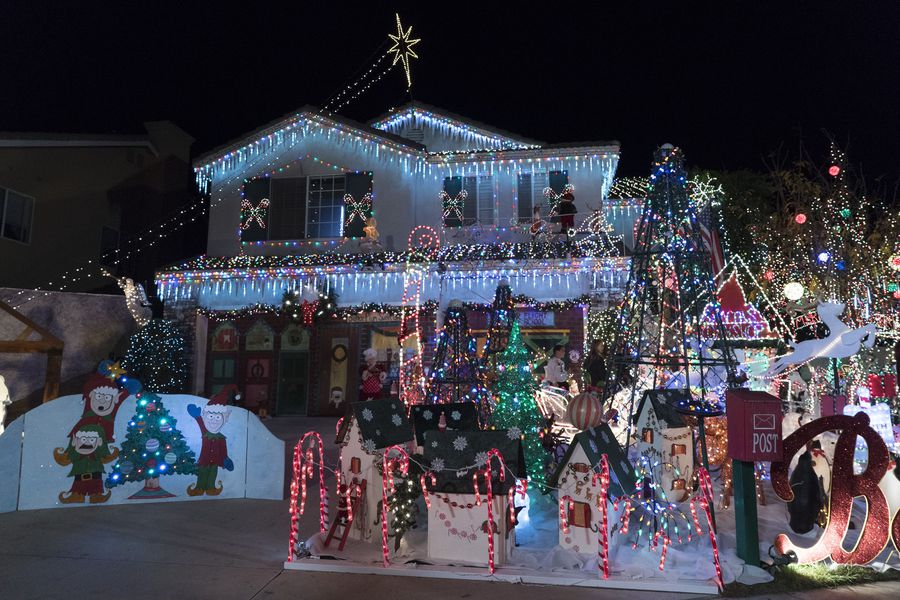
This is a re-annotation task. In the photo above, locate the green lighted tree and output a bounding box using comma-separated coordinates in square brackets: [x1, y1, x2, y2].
[122, 320, 189, 393]
[491, 320, 548, 488]
[106, 392, 197, 499]
[378, 457, 423, 552]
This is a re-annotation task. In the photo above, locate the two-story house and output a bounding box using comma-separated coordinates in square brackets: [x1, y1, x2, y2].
[155, 102, 641, 417]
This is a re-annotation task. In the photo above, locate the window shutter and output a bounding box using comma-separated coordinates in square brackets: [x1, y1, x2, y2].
[533, 171, 550, 212]
[549, 170, 569, 193]
[240, 178, 271, 242]
[517, 173, 533, 222]
[343, 171, 373, 238]
[269, 177, 306, 240]
[463, 176, 478, 224]
[442, 176, 463, 227]
[478, 175, 494, 225]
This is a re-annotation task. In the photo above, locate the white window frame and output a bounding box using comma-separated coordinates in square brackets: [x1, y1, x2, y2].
[305, 175, 346, 239]
[0, 186, 35, 245]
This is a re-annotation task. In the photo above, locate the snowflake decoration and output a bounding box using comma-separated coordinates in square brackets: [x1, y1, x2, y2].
[452, 436, 468, 451]
[391, 414, 402, 427]
[375, 429, 381, 436]
[506, 426, 522, 440]
[431, 441, 439, 448]
[475, 451, 488, 466]
[430, 458, 445, 472]
[362, 439, 376, 453]
[422, 410, 433, 421]
[361, 408, 374, 422]
[450, 410, 461, 421]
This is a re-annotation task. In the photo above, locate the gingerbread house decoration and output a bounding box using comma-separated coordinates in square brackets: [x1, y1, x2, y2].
[632, 389, 695, 502]
[422, 430, 525, 567]
[335, 398, 414, 542]
[409, 402, 479, 454]
[548, 423, 637, 554]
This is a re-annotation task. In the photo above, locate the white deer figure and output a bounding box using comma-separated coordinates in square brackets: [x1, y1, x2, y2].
[767, 302, 877, 376]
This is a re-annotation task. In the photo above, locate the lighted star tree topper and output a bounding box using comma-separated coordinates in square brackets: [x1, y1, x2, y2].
[388, 13, 420, 89]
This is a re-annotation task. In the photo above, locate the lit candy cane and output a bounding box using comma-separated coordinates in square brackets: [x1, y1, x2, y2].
[653, 530, 671, 571]
[288, 431, 328, 561]
[335, 417, 344, 438]
[475, 448, 507, 574]
[559, 495, 574, 534]
[692, 467, 723, 590]
[517, 477, 528, 499]
[420, 471, 437, 509]
[614, 495, 632, 534]
[381, 444, 410, 568]
[592, 454, 611, 579]
[472, 471, 482, 506]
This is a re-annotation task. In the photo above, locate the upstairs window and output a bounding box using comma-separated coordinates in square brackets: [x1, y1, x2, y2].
[239, 172, 373, 242]
[1, 187, 34, 244]
[442, 175, 495, 227]
[516, 170, 568, 222]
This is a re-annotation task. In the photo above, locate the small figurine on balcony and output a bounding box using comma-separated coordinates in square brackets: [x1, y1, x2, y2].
[360, 216, 382, 251]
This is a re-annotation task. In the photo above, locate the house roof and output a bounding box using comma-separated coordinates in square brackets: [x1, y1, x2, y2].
[547, 423, 637, 497]
[409, 402, 479, 447]
[335, 398, 413, 450]
[422, 430, 525, 495]
[633, 389, 689, 428]
[0, 132, 157, 152]
[369, 100, 544, 149]
[193, 105, 426, 170]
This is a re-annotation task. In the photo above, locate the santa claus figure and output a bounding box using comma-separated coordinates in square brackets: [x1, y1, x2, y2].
[557, 186, 577, 235]
[186, 389, 235, 496]
[53, 423, 118, 504]
[359, 348, 386, 401]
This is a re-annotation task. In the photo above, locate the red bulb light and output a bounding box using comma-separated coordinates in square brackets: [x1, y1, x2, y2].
[829, 165, 841, 177]
[795, 213, 807, 224]
[764, 270, 775, 281]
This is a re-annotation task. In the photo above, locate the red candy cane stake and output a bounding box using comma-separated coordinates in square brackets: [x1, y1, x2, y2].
[288, 431, 329, 561]
[476, 448, 507, 574]
[692, 467, 723, 590]
[420, 471, 436, 509]
[559, 495, 573, 535]
[380, 445, 410, 568]
[592, 454, 611, 579]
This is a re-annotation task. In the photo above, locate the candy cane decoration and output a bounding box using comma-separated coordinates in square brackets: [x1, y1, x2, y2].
[559, 495, 574, 535]
[592, 454, 611, 579]
[475, 448, 508, 574]
[380, 445, 411, 567]
[288, 431, 328, 561]
[241, 198, 270, 229]
[613, 495, 632, 534]
[653, 529, 671, 571]
[343, 192, 373, 229]
[692, 467, 723, 590]
[439, 189, 467, 223]
[420, 471, 436, 509]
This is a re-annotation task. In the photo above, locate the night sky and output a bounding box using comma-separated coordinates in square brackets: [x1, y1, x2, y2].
[3, 3, 897, 178]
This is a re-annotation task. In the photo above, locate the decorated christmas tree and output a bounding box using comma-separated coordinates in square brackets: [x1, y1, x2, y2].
[122, 320, 189, 393]
[107, 391, 197, 499]
[426, 302, 493, 424]
[483, 280, 515, 356]
[603, 144, 737, 420]
[491, 320, 547, 488]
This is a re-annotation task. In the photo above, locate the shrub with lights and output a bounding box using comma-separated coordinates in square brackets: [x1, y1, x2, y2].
[122, 320, 189, 393]
[106, 391, 197, 498]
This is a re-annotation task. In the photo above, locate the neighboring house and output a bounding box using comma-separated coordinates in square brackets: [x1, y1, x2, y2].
[155, 102, 641, 416]
[0, 121, 205, 297]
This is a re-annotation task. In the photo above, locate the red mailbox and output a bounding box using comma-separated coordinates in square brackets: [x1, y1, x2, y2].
[726, 389, 782, 462]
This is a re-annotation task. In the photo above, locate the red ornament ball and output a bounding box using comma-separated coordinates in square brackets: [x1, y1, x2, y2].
[829, 165, 841, 177]
[146, 403, 156, 412]
[893, 290, 900, 300]
[566, 392, 604, 431]
[764, 270, 775, 281]
[794, 213, 807, 224]
[146, 458, 157, 468]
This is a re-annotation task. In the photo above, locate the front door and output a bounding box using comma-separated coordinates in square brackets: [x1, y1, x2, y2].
[315, 325, 357, 416]
[277, 353, 309, 415]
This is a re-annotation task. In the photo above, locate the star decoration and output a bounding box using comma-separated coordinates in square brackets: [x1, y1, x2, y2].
[387, 13, 420, 89]
[106, 362, 127, 379]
